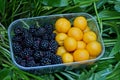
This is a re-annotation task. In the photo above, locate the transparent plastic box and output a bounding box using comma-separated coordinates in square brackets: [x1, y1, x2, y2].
[8, 13, 105, 75]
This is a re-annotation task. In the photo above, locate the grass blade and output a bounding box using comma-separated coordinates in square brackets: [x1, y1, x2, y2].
[0, 68, 11, 80]
[54, 73, 64, 80]
[60, 72, 74, 80]
[94, 2, 103, 34]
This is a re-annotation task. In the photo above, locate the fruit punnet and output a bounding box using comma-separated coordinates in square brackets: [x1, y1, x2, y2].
[55, 16, 102, 63]
[13, 16, 102, 65]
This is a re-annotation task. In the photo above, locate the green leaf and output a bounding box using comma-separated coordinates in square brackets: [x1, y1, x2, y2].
[41, 74, 55, 80]
[0, 68, 10, 80]
[77, 65, 98, 80]
[98, 10, 120, 20]
[13, 68, 29, 80]
[41, 0, 68, 7]
[114, 3, 120, 12]
[12, 73, 18, 80]
[96, 0, 108, 9]
[0, 0, 5, 15]
[88, 65, 112, 80]
[78, 72, 86, 80]
[110, 36, 120, 56]
[14, 67, 43, 80]
[73, 0, 92, 7]
[102, 21, 120, 56]
[3, 75, 11, 80]
[19, 73, 29, 80]
[114, 52, 120, 61]
[73, 0, 93, 4]
[106, 61, 120, 80]
[93, 70, 108, 80]
[114, 61, 120, 70]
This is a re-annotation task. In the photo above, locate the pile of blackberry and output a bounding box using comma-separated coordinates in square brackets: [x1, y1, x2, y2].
[12, 24, 62, 67]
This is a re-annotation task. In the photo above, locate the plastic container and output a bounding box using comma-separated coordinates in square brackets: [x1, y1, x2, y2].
[8, 13, 105, 75]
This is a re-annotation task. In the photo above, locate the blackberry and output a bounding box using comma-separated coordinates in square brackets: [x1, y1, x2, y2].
[49, 33, 56, 40]
[42, 33, 49, 40]
[43, 51, 54, 59]
[12, 35, 22, 42]
[27, 56, 34, 61]
[49, 40, 59, 53]
[44, 24, 54, 34]
[26, 60, 36, 67]
[12, 42, 22, 53]
[19, 60, 26, 67]
[21, 48, 33, 59]
[51, 55, 62, 64]
[35, 27, 46, 37]
[15, 56, 22, 64]
[26, 57, 36, 67]
[24, 34, 33, 47]
[14, 26, 23, 35]
[34, 51, 44, 60]
[40, 40, 49, 50]
[40, 57, 51, 66]
[33, 40, 40, 50]
[22, 28, 29, 37]
[33, 37, 41, 41]
[29, 25, 36, 36]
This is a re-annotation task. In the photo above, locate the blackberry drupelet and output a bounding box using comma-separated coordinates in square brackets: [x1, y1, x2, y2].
[49, 40, 59, 53]
[40, 40, 49, 50]
[21, 48, 33, 59]
[34, 51, 44, 60]
[44, 24, 54, 34]
[51, 55, 62, 64]
[12, 42, 22, 53]
[35, 27, 46, 37]
[40, 57, 52, 66]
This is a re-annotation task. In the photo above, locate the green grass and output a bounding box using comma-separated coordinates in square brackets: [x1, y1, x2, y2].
[0, 0, 120, 80]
